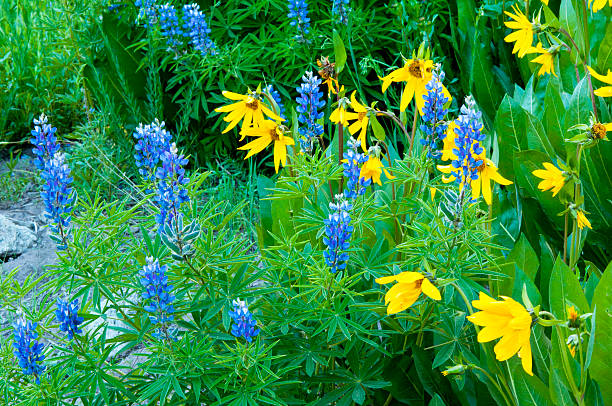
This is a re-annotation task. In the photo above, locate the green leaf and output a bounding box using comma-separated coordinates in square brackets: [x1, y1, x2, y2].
[585, 305, 596, 369]
[333, 30, 347, 73]
[564, 78, 592, 138]
[590, 261, 612, 401]
[542, 76, 566, 156]
[370, 115, 385, 141]
[597, 20, 612, 71]
[496, 95, 527, 178]
[549, 256, 589, 318]
[496, 233, 538, 296]
[514, 373, 554, 406]
[351, 385, 365, 405]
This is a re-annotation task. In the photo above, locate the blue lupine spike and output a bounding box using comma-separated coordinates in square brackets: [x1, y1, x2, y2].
[12, 318, 45, 383]
[295, 71, 325, 153]
[158, 3, 183, 47]
[30, 114, 60, 171]
[182, 3, 216, 56]
[135, 0, 157, 26]
[343, 138, 371, 199]
[40, 152, 74, 243]
[133, 119, 173, 183]
[264, 85, 286, 120]
[228, 299, 260, 342]
[332, 0, 351, 25]
[288, 0, 310, 41]
[140, 258, 175, 338]
[155, 143, 190, 231]
[451, 96, 485, 190]
[55, 298, 84, 340]
[323, 198, 354, 273]
[419, 70, 449, 158]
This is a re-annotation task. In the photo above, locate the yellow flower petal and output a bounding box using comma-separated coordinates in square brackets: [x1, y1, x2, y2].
[421, 278, 441, 301]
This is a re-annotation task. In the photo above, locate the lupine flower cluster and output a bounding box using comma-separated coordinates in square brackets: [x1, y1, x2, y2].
[13, 318, 45, 383]
[135, 0, 158, 25]
[140, 258, 175, 338]
[265, 85, 286, 120]
[288, 0, 310, 41]
[323, 197, 354, 273]
[133, 119, 173, 183]
[40, 152, 74, 239]
[155, 143, 190, 230]
[182, 3, 216, 56]
[158, 3, 183, 47]
[343, 138, 371, 199]
[296, 71, 325, 153]
[420, 70, 449, 158]
[31, 114, 60, 171]
[450, 96, 485, 189]
[332, 0, 351, 25]
[55, 298, 84, 340]
[228, 299, 260, 342]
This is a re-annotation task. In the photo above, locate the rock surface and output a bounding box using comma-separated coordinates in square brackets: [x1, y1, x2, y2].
[0, 213, 37, 260]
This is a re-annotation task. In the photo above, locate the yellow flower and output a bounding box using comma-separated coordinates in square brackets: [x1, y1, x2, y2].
[567, 306, 579, 323]
[238, 121, 294, 173]
[527, 43, 557, 77]
[576, 210, 592, 230]
[591, 122, 612, 140]
[437, 151, 512, 205]
[346, 91, 369, 150]
[375, 271, 441, 315]
[330, 97, 356, 128]
[360, 155, 395, 186]
[504, 6, 536, 58]
[568, 343, 576, 357]
[532, 162, 566, 197]
[541, 0, 549, 4]
[440, 122, 458, 161]
[215, 90, 283, 137]
[588, 66, 612, 98]
[380, 58, 451, 114]
[467, 292, 533, 376]
[589, 0, 612, 12]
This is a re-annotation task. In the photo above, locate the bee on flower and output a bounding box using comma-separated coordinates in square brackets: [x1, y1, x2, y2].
[375, 271, 441, 315]
[214, 85, 283, 136]
[238, 120, 295, 173]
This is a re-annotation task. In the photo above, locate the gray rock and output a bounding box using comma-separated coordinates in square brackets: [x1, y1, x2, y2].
[0, 213, 37, 260]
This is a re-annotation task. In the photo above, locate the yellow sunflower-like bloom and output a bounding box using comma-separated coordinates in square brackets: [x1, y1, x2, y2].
[576, 210, 592, 230]
[238, 120, 294, 173]
[567, 306, 579, 324]
[527, 43, 557, 77]
[346, 91, 369, 150]
[467, 292, 534, 376]
[215, 90, 283, 137]
[591, 122, 612, 140]
[375, 271, 441, 315]
[360, 155, 396, 186]
[330, 97, 356, 128]
[380, 58, 451, 114]
[588, 66, 612, 98]
[504, 6, 536, 58]
[589, 0, 612, 12]
[440, 122, 458, 161]
[541, 0, 549, 4]
[532, 162, 566, 196]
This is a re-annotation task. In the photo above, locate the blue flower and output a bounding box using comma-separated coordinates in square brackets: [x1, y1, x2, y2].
[264, 85, 286, 120]
[13, 318, 45, 383]
[323, 198, 354, 273]
[182, 3, 216, 56]
[133, 119, 173, 183]
[135, 0, 157, 26]
[55, 298, 84, 340]
[419, 70, 449, 158]
[30, 114, 60, 171]
[41, 152, 74, 243]
[140, 257, 175, 338]
[155, 143, 190, 231]
[332, 0, 351, 25]
[158, 3, 183, 47]
[450, 96, 485, 189]
[343, 138, 371, 199]
[296, 71, 325, 153]
[288, 0, 310, 41]
[228, 299, 260, 342]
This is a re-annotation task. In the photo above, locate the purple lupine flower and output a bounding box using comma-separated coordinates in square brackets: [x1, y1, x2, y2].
[332, 0, 351, 25]
[420, 70, 449, 158]
[135, 0, 157, 26]
[264, 85, 286, 120]
[182, 3, 216, 56]
[55, 298, 84, 340]
[343, 138, 371, 199]
[30, 114, 60, 171]
[13, 318, 45, 383]
[158, 3, 183, 47]
[296, 71, 325, 153]
[323, 197, 353, 273]
[140, 257, 175, 339]
[41, 152, 74, 244]
[451, 96, 485, 188]
[288, 0, 310, 41]
[228, 299, 260, 342]
[133, 119, 173, 183]
[155, 143, 189, 230]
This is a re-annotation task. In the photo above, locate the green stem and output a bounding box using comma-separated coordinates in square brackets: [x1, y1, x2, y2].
[471, 365, 515, 406]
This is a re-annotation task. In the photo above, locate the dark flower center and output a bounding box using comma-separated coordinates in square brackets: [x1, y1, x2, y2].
[269, 127, 280, 141]
[591, 123, 606, 139]
[246, 99, 260, 110]
[408, 61, 423, 78]
[358, 111, 367, 121]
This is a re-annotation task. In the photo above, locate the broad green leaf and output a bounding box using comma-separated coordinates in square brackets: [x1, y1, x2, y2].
[549, 256, 589, 318]
[369, 115, 385, 141]
[597, 20, 612, 71]
[496, 95, 527, 178]
[564, 78, 592, 138]
[514, 373, 554, 406]
[333, 30, 347, 73]
[497, 234, 539, 296]
[590, 261, 612, 401]
[542, 77, 566, 156]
